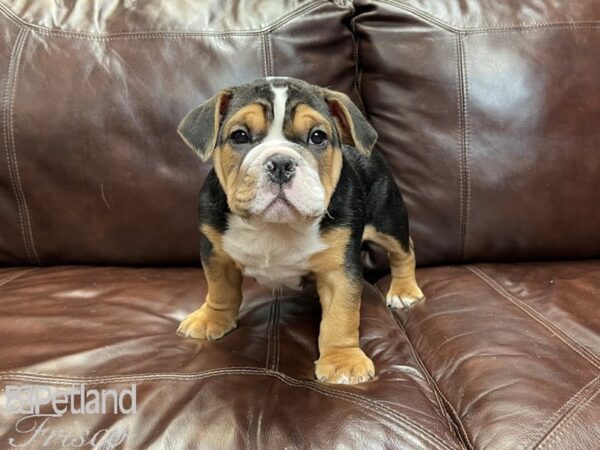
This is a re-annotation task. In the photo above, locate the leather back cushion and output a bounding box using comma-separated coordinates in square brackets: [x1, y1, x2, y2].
[2, 0, 600, 266]
[355, 0, 600, 265]
[0, 0, 355, 265]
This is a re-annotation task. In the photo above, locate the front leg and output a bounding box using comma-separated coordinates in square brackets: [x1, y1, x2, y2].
[178, 228, 242, 340]
[311, 228, 374, 384]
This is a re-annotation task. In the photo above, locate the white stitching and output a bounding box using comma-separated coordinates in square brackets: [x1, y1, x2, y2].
[373, 0, 600, 33]
[265, 32, 273, 76]
[0, 1, 327, 40]
[373, 282, 472, 449]
[461, 35, 471, 261]
[455, 33, 471, 262]
[8, 28, 40, 263]
[261, 33, 269, 78]
[465, 23, 600, 34]
[273, 295, 280, 371]
[539, 380, 600, 449]
[468, 266, 600, 370]
[454, 34, 465, 262]
[2, 28, 34, 263]
[0, 367, 455, 449]
[2, 28, 28, 261]
[265, 295, 274, 369]
[525, 374, 600, 449]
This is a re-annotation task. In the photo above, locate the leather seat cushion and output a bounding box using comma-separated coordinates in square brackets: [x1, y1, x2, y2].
[377, 261, 600, 448]
[0, 266, 461, 449]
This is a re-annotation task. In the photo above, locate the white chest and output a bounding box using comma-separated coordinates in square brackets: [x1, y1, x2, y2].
[222, 216, 327, 289]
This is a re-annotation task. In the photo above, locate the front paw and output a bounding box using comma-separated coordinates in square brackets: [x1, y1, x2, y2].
[177, 305, 237, 340]
[315, 348, 375, 384]
[386, 279, 425, 309]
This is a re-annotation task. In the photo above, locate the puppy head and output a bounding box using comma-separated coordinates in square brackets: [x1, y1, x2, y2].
[178, 77, 377, 223]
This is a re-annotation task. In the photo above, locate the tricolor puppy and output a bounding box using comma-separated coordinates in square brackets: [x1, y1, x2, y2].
[177, 77, 424, 384]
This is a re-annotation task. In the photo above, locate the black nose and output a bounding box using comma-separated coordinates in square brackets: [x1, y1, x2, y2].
[264, 154, 297, 184]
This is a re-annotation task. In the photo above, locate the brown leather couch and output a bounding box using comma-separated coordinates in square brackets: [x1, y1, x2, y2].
[1, 1, 599, 448]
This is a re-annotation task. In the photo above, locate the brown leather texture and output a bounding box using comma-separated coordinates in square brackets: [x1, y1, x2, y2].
[1, 0, 599, 448]
[0, 0, 356, 265]
[377, 261, 600, 449]
[0, 267, 462, 449]
[355, 0, 600, 266]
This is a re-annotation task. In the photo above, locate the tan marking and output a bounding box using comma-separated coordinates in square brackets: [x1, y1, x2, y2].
[212, 143, 258, 217]
[178, 89, 231, 162]
[212, 103, 270, 216]
[223, 103, 268, 137]
[363, 225, 424, 307]
[309, 227, 374, 384]
[212, 145, 237, 197]
[319, 144, 343, 205]
[178, 224, 243, 340]
[315, 347, 375, 385]
[288, 104, 333, 137]
[326, 91, 368, 154]
[287, 104, 342, 208]
[309, 227, 351, 273]
[200, 224, 224, 252]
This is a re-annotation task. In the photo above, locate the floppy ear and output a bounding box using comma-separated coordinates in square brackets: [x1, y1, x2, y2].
[324, 90, 378, 155]
[177, 90, 231, 161]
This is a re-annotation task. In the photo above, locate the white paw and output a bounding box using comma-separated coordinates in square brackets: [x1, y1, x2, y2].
[386, 293, 424, 309]
[177, 307, 237, 340]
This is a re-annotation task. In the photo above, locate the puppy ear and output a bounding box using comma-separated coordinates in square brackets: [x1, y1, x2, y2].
[324, 90, 377, 155]
[178, 90, 232, 161]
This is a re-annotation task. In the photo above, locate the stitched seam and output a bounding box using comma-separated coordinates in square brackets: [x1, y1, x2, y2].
[0, 368, 453, 449]
[373, 283, 471, 449]
[460, 34, 471, 261]
[265, 295, 275, 369]
[31, 32, 260, 41]
[0, 267, 37, 288]
[538, 381, 600, 449]
[265, 32, 273, 76]
[347, 3, 377, 146]
[0, 1, 327, 39]
[362, 0, 600, 33]
[261, 33, 269, 78]
[8, 29, 40, 264]
[396, 311, 471, 450]
[372, 284, 459, 437]
[465, 23, 600, 35]
[2, 28, 34, 263]
[3, 0, 598, 37]
[523, 374, 600, 449]
[377, 0, 458, 32]
[2, 28, 29, 261]
[23, 21, 600, 40]
[455, 33, 472, 262]
[455, 34, 465, 263]
[349, 8, 365, 109]
[467, 266, 600, 370]
[273, 294, 280, 371]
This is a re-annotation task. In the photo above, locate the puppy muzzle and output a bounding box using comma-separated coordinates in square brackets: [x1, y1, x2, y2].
[239, 142, 326, 222]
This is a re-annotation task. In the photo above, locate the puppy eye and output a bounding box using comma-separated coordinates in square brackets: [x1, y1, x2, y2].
[231, 130, 250, 145]
[309, 130, 327, 146]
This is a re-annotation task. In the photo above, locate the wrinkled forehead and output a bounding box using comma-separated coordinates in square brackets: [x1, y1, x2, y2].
[222, 78, 331, 131]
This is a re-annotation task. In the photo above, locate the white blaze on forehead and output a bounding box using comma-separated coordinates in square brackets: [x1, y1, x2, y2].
[265, 76, 290, 81]
[265, 84, 288, 143]
[234, 80, 326, 221]
[240, 83, 291, 169]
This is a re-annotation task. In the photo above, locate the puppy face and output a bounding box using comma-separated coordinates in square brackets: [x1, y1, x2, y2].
[179, 78, 377, 223]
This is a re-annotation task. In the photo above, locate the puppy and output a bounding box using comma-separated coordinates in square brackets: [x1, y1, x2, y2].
[177, 77, 424, 384]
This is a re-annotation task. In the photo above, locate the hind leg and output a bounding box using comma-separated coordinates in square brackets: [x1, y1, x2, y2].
[363, 226, 424, 308]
